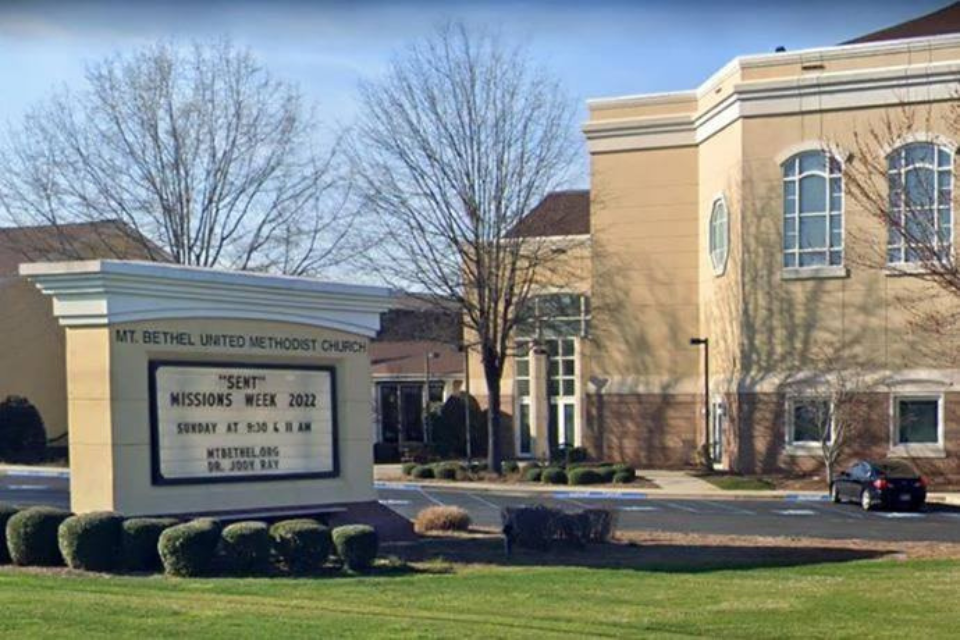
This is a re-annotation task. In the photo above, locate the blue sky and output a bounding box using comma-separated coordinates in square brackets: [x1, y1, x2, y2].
[0, 0, 949, 181]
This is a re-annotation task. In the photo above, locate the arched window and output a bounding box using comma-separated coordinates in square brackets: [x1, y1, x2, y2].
[782, 150, 843, 268]
[887, 142, 953, 264]
[708, 196, 728, 275]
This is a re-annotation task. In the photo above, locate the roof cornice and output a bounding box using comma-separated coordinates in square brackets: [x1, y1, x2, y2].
[20, 260, 393, 336]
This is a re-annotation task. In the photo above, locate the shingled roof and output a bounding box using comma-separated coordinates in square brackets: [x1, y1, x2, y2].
[845, 2, 960, 44]
[507, 190, 590, 238]
[0, 220, 167, 277]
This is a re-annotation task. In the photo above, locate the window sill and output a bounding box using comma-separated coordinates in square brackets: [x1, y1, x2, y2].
[784, 443, 826, 457]
[781, 266, 849, 281]
[884, 263, 936, 277]
[888, 444, 946, 459]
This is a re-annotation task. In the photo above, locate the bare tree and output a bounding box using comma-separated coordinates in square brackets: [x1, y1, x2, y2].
[844, 100, 960, 339]
[0, 40, 356, 275]
[351, 24, 580, 472]
[781, 353, 870, 489]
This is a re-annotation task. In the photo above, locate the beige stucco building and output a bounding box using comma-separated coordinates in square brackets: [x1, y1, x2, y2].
[485, 16, 960, 482]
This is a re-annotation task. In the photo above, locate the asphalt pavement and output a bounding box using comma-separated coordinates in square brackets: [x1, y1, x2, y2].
[375, 482, 960, 543]
[4, 471, 959, 543]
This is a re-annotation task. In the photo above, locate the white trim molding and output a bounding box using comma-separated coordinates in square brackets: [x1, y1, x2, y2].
[774, 141, 852, 167]
[20, 260, 394, 337]
[880, 131, 960, 157]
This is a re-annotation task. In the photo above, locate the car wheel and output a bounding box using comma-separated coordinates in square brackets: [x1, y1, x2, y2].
[831, 483, 842, 503]
[860, 489, 874, 511]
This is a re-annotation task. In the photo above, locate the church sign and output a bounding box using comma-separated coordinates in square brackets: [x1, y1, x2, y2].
[149, 362, 338, 484]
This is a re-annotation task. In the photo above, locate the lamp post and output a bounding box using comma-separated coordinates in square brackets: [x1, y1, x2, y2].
[689, 337, 712, 469]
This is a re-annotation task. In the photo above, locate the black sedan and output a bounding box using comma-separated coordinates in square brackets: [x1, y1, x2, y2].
[831, 460, 927, 511]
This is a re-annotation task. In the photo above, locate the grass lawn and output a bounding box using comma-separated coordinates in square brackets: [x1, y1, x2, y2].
[701, 474, 777, 491]
[1, 559, 958, 638]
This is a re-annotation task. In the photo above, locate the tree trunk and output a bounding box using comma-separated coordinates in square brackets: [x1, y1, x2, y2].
[483, 355, 503, 475]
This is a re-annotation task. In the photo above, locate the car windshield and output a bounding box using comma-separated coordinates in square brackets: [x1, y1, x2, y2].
[874, 461, 918, 479]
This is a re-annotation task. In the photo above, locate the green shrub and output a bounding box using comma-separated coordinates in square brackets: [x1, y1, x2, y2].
[58, 512, 123, 571]
[540, 467, 567, 485]
[220, 521, 271, 575]
[428, 394, 485, 458]
[522, 466, 543, 482]
[270, 519, 331, 575]
[567, 467, 604, 486]
[502, 460, 520, 474]
[121, 517, 180, 571]
[469, 461, 488, 474]
[332, 524, 379, 573]
[563, 446, 589, 466]
[410, 464, 435, 479]
[613, 468, 637, 484]
[0, 504, 18, 564]
[400, 461, 418, 476]
[6, 506, 71, 566]
[158, 518, 222, 577]
[0, 396, 47, 464]
[596, 465, 617, 483]
[433, 461, 461, 481]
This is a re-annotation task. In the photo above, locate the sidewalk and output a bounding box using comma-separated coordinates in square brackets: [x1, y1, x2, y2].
[374, 464, 960, 505]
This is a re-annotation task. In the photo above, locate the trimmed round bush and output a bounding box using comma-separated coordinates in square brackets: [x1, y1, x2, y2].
[121, 517, 180, 571]
[567, 467, 604, 486]
[220, 521, 271, 575]
[158, 518, 222, 577]
[6, 507, 71, 566]
[0, 504, 18, 564]
[596, 465, 617, 483]
[540, 467, 568, 485]
[58, 511, 123, 571]
[410, 464, 435, 479]
[613, 467, 637, 484]
[270, 519, 331, 575]
[414, 506, 471, 533]
[0, 396, 47, 464]
[401, 462, 418, 477]
[522, 466, 543, 482]
[502, 460, 520, 474]
[433, 462, 461, 481]
[332, 524, 379, 573]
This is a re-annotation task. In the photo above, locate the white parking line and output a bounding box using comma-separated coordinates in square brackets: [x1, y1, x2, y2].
[703, 501, 755, 515]
[419, 489, 444, 506]
[378, 499, 411, 506]
[874, 512, 925, 519]
[468, 493, 502, 510]
[619, 505, 660, 512]
[773, 509, 817, 516]
[806, 503, 864, 519]
[664, 502, 700, 513]
[7, 484, 48, 491]
[560, 497, 592, 509]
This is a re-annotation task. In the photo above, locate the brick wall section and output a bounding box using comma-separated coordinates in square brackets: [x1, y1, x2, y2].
[585, 393, 698, 467]
[731, 392, 960, 483]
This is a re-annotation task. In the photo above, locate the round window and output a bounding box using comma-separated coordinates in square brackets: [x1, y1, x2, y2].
[709, 197, 728, 275]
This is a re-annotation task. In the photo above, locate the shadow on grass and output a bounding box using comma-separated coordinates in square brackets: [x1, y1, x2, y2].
[389, 533, 893, 574]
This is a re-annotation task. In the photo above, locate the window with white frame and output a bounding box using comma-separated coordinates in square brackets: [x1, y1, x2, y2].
[709, 197, 729, 275]
[887, 142, 953, 264]
[787, 397, 832, 445]
[782, 151, 843, 268]
[893, 395, 942, 446]
[514, 340, 533, 455]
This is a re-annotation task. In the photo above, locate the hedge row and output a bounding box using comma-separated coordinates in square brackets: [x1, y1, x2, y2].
[1, 505, 379, 577]
[520, 462, 637, 486]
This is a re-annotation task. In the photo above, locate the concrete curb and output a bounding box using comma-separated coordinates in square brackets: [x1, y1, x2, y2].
[373, 480, 832, 502]
[0, 465, 69, 478]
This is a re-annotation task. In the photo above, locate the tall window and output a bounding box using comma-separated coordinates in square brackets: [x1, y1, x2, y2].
[887, 142, 953, 264]
[514, 340, 532, 455]
[786, 397, 832, 445]
[709, 197, 729, 275]
[782, 151, 843, 268]
[893, 395, 942, 446]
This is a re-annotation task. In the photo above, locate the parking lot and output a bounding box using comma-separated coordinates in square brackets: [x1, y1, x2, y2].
[376, 482, 960, 543]
[4, 471, 960, 543]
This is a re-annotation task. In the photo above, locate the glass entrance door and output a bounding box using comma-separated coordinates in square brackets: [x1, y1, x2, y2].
[546, 338, 577, 450]
[711, 400, 725, 465]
